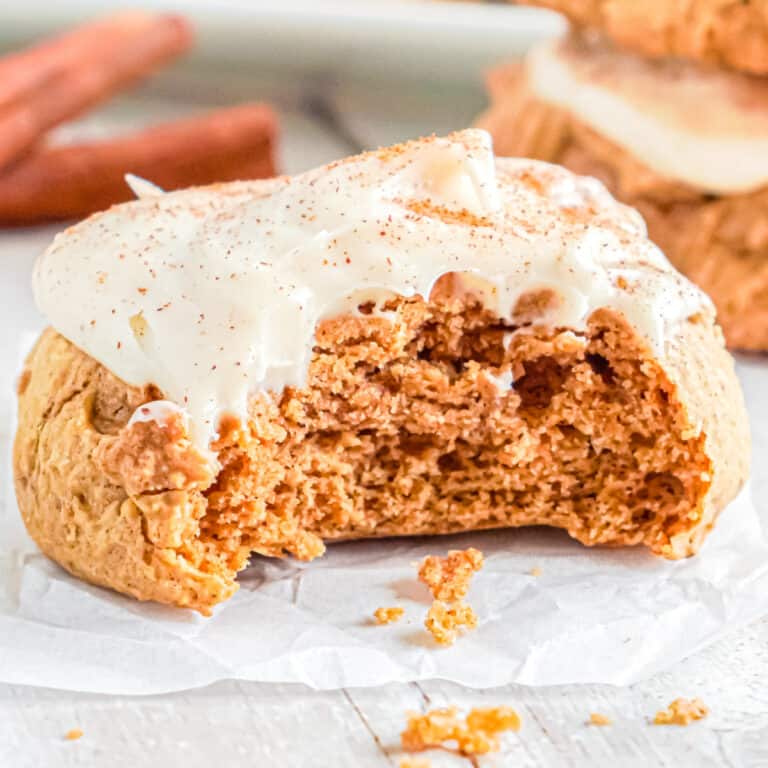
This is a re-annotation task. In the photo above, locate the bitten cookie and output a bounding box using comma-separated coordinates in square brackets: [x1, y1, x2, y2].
[15, 131, 750, 612]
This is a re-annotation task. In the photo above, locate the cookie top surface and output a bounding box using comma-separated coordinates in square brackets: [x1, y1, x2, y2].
[520, 0, 768, 75]
[33, 129, 707, 447]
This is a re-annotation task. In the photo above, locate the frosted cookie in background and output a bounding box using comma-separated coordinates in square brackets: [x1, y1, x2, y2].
[479, 3, 768, 350]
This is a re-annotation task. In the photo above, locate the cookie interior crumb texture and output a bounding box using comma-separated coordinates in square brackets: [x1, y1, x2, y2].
[401, 705, 521, 756]
[418, 547, 484, 602]
[373, 606, 404, 625]
[14, 286, 748, 612]
[653, 698, 709, 726]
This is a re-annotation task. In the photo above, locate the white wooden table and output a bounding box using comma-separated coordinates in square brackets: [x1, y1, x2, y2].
[2, 42, 768, 768]
[2, 617, 768, 767]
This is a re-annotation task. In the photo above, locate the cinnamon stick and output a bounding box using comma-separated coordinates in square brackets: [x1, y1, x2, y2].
[0, 104, 278, 225]
[0, 12, 193, 169]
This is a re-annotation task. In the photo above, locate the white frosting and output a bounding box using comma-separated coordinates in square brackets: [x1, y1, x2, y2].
[127, 399, 186, 427]
[125, 174, 165, 199]
[33, 130, 707, 448]
[484, 370, 515, 392]
[526, 34, 768, 194]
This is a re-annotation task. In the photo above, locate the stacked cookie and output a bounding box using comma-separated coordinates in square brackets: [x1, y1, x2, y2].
[479, 1, 768, 349]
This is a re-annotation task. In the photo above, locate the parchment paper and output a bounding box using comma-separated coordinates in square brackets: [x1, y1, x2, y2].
[2, 333, 767, 695]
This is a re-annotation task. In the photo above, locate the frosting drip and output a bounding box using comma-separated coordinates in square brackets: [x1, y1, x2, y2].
[33, 129, 707, 447]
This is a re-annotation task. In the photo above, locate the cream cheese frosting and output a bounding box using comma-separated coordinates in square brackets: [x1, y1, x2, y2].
[33, 129, 707, 448]
[526, 34, 768, 194]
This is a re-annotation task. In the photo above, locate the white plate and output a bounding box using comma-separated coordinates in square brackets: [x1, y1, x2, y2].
[0, 1, 563, 85]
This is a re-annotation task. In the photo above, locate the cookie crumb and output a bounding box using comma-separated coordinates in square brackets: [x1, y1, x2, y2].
[399, 759, 431, 768]
[653, 698, 708, 725]
[588, 713, 611, 726]
[464, 706, 521, 751]
[418, 549, 483, 645]
[418, 547, 484, 601]
[402, 707, 461, 752]
[64, 729, 83, 741]
[424, 600, 477, 646]
[530, 566, 542, 577]
[401, 705, 520, 756]
[373, 606, 404, 625]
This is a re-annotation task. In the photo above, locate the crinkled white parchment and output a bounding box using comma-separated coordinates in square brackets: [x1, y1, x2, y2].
[1, 333, 767, 695]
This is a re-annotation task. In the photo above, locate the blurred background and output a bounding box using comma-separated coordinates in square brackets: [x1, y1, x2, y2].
[0, 0, 562, 173]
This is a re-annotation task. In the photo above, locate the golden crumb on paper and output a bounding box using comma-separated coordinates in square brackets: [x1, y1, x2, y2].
[418, 549, 482, 645]
[530, 566, 542, 577]
[401, 705, 520, 756]
[653, 698, 709, 725]
[588, 713, 612, 726]
[64, 729, 83, 741]
[418, 548, 484, 602]
[373, 606, 404, 625]
[424, 600, 477, 646]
